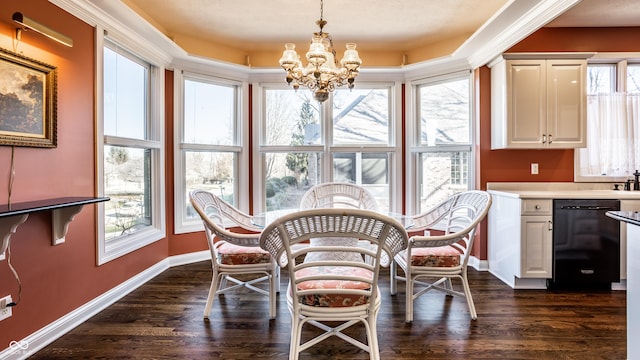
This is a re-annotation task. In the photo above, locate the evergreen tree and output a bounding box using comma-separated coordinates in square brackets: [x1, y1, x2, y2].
[286, 99, 315, 184]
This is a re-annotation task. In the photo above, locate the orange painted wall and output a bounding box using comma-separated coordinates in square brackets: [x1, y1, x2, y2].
[479, 26, 640, 190]
[164, 70, 210, 255]
[0, 0, 167, 348]
[508, 27, 640, 53]
[473, 26, 640, 260]
[2, 2, 640, 351]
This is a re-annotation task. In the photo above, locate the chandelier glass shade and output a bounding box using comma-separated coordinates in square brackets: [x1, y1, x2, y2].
[278, 0, 362, 102]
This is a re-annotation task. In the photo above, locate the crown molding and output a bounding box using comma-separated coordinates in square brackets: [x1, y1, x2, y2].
[401, 55, 472, 81]
[460, 0, 582, 68]
[50, 0, 180, 66]
[386, 0, 581, 79]
[50, 0, 580, 79]
[171, 54, 251, 81]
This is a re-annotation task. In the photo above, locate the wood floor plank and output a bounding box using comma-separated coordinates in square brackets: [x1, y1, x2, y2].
[30, 261, 626, 359]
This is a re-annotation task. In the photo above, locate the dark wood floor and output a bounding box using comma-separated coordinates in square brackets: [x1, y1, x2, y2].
[30, 261, 626, 359]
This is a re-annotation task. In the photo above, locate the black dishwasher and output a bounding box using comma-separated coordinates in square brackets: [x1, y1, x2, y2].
[550, 199, 620, 289]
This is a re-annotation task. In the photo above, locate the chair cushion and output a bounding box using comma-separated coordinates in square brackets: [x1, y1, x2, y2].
[295, 266, 373, 307]
[216, 242, 271, 265]
[403, 246, 462, 267]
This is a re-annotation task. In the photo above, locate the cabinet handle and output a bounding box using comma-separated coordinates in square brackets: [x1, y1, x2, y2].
[548, 220, 553, 231]
[542, 134, 547, 143]
[548, 134, 553, 144]
[535, 205, 541, 209]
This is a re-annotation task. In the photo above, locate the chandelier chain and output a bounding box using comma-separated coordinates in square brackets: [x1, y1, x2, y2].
[317, 0, 327, 33]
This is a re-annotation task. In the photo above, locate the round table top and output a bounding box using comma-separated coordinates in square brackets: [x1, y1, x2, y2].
[251, 208, 413, 229]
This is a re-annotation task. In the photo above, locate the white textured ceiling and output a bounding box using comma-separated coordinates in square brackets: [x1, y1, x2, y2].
[119, 0, 640, 65]
[122, 0, 509, 52]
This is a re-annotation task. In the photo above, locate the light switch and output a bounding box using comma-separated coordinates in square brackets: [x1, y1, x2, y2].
[531, 163, 539, 175]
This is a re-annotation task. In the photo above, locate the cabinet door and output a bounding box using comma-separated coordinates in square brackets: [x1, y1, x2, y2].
[520, 215, 553, 278]
[506, 60, 546, 147]
[546, 59, 587, 148]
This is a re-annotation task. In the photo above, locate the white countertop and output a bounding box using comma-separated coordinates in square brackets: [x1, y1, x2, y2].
[487, 189, 640, 199]
[486, 182, 640, 200]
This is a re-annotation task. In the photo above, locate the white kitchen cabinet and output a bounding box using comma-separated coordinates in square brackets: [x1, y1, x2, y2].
[490, 56, 587, 149]
[488, 193, 552, 289]
[520, 215, 553, 278]
[488, 188, 638, 289]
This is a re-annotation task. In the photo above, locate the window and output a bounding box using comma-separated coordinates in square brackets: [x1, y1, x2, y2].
[412, 73, 473, 213]
[97, 30, 165, 264]
[451, 152, 468, 186]
[628, 64, 640, 93]
[587, 64, 615, 94]
[576, 60, 640, 181]
[331, 88, 395, 211]
[174, 73, 245, 232]
[255, 83, 400, 213]
[259, 89, 322, 211]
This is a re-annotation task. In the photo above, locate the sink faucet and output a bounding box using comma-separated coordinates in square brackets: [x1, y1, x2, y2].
[634, 170, 640, 191]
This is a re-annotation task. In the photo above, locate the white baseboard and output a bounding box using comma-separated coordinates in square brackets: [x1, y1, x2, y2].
[169, 250, 210, 267]
[0, 251, 211, 360]
[469, 256, 489, 271]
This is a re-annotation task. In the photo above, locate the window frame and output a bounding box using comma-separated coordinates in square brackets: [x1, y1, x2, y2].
[407, 70, 475, 215]
[252, 75, 403, 214]
[574, 55, 640, 182]
[96, 25, 166, 265]
[173, 70, 249, 234]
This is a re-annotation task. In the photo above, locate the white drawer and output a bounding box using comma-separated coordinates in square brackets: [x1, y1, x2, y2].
[521, 199, 552, 215]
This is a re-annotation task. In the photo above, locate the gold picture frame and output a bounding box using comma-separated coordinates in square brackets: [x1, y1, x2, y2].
[0, 47, 57, 148]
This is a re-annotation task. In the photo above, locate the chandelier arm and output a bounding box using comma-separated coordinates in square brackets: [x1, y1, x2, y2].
[325, 34, 339, 67]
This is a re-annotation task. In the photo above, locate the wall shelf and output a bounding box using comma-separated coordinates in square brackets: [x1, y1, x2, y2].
[0, 197, 110, 256]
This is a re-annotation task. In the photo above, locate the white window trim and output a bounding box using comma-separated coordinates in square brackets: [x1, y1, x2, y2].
[251, 74, 403, 214]
[96, 25, 166, 265]
[575, 53, 640, 183]
[406, 70, 476, 215]
[173, 70, 250, 234]
[329, 81, 403, 213]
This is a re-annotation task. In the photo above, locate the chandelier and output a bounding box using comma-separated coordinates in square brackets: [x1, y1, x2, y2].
[278, 0, 362, 102]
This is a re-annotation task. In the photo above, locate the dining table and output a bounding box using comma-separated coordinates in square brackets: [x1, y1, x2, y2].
[252, 208, 413, 262]
[251, 208, 413, 229]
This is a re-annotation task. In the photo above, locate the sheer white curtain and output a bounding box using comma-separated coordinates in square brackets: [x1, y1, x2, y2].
[579, 93, 640, 177]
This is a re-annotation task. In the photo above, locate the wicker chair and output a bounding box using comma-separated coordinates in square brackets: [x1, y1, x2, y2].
[299, 182, 379, 211]
[390, 190, 492, 322]
[189, 190, 277, 320]
[260, 208, 408, 360]
[299, 182, 379, 263]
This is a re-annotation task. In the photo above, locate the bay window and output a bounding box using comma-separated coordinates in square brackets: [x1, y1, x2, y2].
[255, 83, 401, 213]
[411, 72, 473, 213]
[174, 72, 245, 233]
[97, 28, 165, 264]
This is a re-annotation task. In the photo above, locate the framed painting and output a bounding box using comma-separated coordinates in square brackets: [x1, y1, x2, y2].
[0, 47, 57, 148]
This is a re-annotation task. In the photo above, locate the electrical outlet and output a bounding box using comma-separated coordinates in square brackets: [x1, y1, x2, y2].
[0, 295, 12, 321]
[531, 163, 539, 175]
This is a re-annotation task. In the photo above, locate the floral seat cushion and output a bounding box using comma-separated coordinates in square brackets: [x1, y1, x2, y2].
[402, 245, 462, 267]
[216, 241, 271, 265]
[295, 266, 373, 307]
